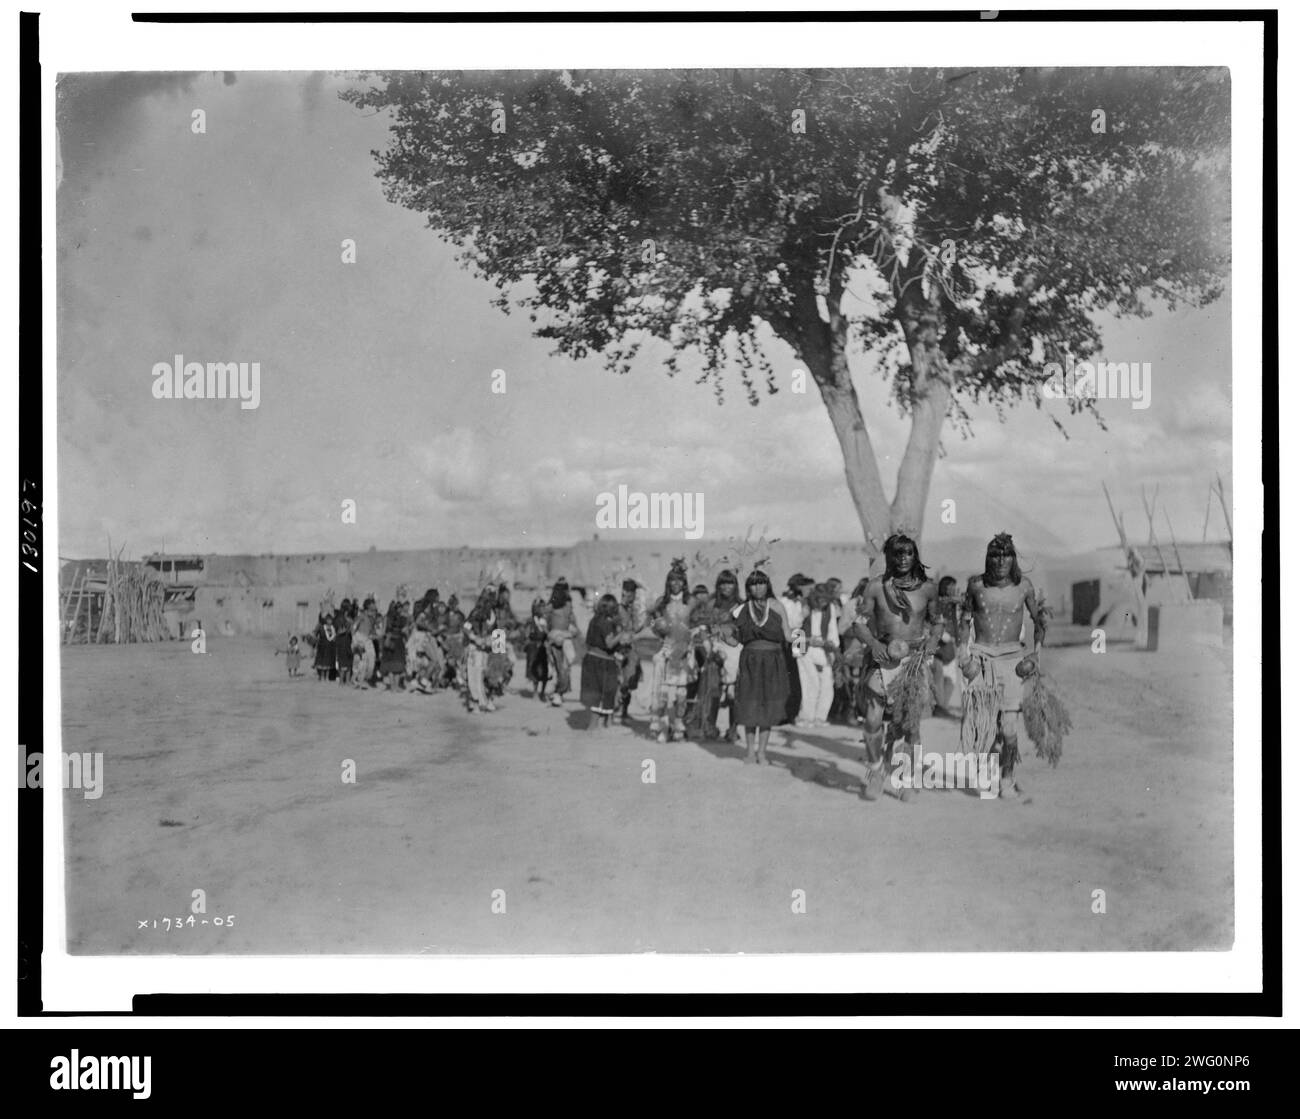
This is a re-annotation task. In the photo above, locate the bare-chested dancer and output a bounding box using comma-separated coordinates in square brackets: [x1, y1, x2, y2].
[852, 534, 944, 803]
[959, 533, 1048, 801]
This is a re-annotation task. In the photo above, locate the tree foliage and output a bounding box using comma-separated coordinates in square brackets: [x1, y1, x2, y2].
[343, 67, 1229, 542]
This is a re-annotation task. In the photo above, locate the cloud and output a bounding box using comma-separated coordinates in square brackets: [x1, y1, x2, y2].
[1167, 382, 1232, 438]
[412, 429, 491, 502]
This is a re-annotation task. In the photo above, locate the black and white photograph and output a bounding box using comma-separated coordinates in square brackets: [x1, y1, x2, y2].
[35, 8, 1268, 1006]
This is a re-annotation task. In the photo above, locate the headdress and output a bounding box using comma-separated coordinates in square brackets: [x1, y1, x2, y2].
[660, 557, 691, 605]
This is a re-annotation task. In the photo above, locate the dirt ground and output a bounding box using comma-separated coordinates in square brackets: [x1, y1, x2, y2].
[58, 634, 1234, 954]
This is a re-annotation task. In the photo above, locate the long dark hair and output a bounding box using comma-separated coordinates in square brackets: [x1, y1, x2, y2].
[984, 532, 1022, 586]
[713, 568, 740, 607]
[549, 579, 571, 609]
[744, 568, 775, 601]
[657, 560, 691, 609]
[596, 593, 620, 620]
[467, 587, 498, 634]
[882, 533, 929, 582]
[470, 583, 495, 611]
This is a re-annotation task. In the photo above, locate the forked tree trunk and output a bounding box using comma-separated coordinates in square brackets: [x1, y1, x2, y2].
[798, 285, 950, 556]
[891, 376, 950, 537]
[815, 377, 892, 553]
[795, 283, 893, 556]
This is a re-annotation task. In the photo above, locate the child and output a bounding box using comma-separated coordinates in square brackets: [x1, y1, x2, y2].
[523, 597, 551, 700]
[276, 634, 302, 677]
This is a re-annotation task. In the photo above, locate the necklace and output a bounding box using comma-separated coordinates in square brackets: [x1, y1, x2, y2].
[748, 598, 770, 628]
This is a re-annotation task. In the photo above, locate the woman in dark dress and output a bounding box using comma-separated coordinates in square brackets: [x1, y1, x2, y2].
[523, 597, 552, 700]
[313, 606, 337, 681]
[731, 569, 792, 765]
[580, 594, 626, 729]
[333, 599, 355, 686]
[380, 586, 411, 691]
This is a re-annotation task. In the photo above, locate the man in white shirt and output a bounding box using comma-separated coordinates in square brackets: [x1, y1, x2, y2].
[796, 582, 841, 726]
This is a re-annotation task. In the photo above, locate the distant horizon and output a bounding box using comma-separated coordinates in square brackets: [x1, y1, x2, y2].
[58, 532, 1233, 566]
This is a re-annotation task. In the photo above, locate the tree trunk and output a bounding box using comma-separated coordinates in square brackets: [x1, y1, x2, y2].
[890, 290, 953, 541]
[792, 279, 892, 555]
[891, 377, 950, 537]
[815, 377, 892, 553]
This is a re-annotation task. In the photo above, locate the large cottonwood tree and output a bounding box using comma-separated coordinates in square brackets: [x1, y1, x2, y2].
[344, 67, 1229, 550]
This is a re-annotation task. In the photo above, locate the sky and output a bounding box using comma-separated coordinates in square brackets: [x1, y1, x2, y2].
[55, 71, 1234, 561]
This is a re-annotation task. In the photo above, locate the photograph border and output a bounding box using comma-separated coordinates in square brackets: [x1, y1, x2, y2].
[17, 3, 1279, 1019]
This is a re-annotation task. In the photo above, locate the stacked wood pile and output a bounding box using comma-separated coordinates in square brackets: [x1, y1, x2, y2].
[61, 547, 173, 644]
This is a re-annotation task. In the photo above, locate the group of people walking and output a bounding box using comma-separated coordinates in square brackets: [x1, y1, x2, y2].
[287, 583, 523, 714]
[280, 530, 1047, 802]
[589, 531, 1047, 801]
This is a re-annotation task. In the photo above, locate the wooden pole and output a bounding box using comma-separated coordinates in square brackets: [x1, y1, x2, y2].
[1141, 485, 1169, 576]
[77, 571, 87, 644]
[1104, 483, 1150, 647]
[1214, 472, 1233, 550]
[1162, 507, 1187, 574]
[1162, 505, 1193, 600]
[1103, 482, 1128, 549]
[61, 564, 81, 642]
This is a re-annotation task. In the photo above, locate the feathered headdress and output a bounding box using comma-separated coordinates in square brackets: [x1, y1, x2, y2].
[477, 558, 510, 590]
[598, 556, 641, 601]
[659, 557, 691, 606]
